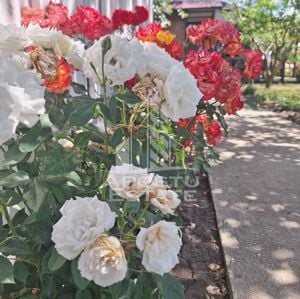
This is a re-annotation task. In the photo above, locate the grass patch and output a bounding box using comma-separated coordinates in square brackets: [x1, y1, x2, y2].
[254, 84, 300, 112]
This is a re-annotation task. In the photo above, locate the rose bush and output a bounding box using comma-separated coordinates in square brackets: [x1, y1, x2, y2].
[0, 1, 262, 298]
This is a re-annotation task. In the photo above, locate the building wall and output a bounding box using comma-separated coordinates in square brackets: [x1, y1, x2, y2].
[0, 0, 153, 25]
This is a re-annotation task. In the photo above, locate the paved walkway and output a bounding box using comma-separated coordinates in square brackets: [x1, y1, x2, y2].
[210, 109, 300, 299]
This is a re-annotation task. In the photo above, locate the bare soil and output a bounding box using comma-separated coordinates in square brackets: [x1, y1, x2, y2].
[172, 172, 230, 299]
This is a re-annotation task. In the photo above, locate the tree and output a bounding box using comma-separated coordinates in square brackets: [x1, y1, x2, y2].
[223, 0, 300, 87]
[153, 0, 188, 28]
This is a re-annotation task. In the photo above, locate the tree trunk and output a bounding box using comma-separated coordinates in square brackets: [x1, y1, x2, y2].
[265, 54, 279, 88]
[280, 58, 286, 84]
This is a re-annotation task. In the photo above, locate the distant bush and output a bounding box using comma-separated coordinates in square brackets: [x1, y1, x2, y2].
[243, 85, 256, 96]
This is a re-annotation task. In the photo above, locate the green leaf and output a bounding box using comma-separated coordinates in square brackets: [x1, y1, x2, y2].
[154, 273, 184, 299]
[112, 92, 141, 105]
[75, 289, 93, 299]
[216, 113, 228, 132]
[25, 221, 51, 245]
[110, 278, 133, 298]
[111, 128, 124, 148]
[42, 275, 56, 298]
[0, 255, 15, 284]
[23, 179, 47, 212]
[42, 148, 80, 175]
[12, 209, 27, 227]
[49, 106, 66, 129]
[131, 273, 152, 299]
[50, 184, 72, 204]
[74, 132, 92, 148]
[0, 239, 31, 257]
[0, 228, 9, 242]
[0, 171, 29, 188]
[99, 103, 115, 123]
[1, 143, 28, 167]
[71, 82, 87, 94]
[38, 175, 68, 184]
[109, 95, 118, 122]
[0, 190, 23, 206]
[71, 260, 89, 290]
[48, 248, 66, 272]
[14, 261, 29, 283]
[19, 127, 52, 153]
[124, 200, 140, 215]
[69, 97, 96, 126]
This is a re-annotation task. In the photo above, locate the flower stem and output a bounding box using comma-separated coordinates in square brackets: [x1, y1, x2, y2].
[101, 51, 110, 146]
[0, 197, 19, 238]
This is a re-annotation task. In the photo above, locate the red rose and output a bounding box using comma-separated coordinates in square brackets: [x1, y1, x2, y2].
[166, 40, 183, 60]
[112, 9, 135, 29]
[44, 1, 68, 29]
[178, 114, 223, 147]
[186, 19, 242, 56]
[67, 6, 112, 40]
[44, 58, 74, 94]
[136, 23, 162, 42]
[186, 24, 206, 45]
[184, 50, 223, 100]
[242, 49, 263, 79]
[133, 6, 149, 25]
[196, 115, 222, 146]
[21, 7, 44, 27]
[223, 96, 244, 115]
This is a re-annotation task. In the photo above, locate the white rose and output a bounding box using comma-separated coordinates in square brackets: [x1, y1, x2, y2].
[147, 174, 181, 215]
[136, 221, 182, 275]
[137, 42, 179, 78]
[107, 164, 154, 199]
[0, 24, 31, 58]
[51, 196, 116, 260]
[0, 55, 45, 145]
[78, 235, 127, 287]
[150, 189, 181, 215]
[162, 63, 201, 121]
[26, 24, 58, 50]
[83, 35, 143, 86]
[53, 35, 85, 69]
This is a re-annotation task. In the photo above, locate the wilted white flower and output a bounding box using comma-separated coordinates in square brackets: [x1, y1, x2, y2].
[136, 42, 201, 121]
[83, 35, 143, 86]
[26, 24, 85, 69]
[132, 73, 165, 107]
[162, 63, 201, 121]
[107, 164, 154, 199]
[0, 55, 45, 145]
[51, 196, 116, 260]
[136, 221, 182, 275]
[78, 235, 127, 287]
[137, 42, 179, 78]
